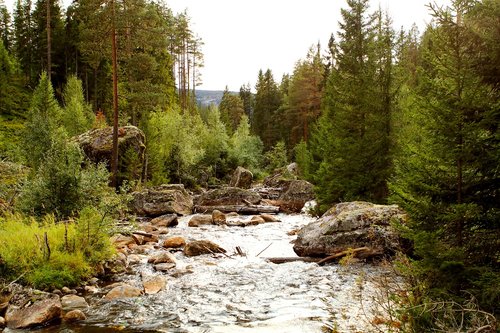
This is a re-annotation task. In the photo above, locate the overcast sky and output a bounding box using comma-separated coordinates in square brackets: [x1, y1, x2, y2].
[4, 0, 450, 91]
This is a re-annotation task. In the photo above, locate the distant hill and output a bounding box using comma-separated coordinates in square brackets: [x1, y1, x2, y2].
[195, 90, 238, 107]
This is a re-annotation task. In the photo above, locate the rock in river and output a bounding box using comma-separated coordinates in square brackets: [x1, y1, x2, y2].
[195, 187, 261, 206]
[184, 240, 226, 257]
[293, 201, 407, 258]
[5, 294, 62, 329]
[132, 184, 193, 216]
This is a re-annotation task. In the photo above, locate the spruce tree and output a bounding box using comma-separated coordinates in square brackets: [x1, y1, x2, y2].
[390, 0, 500, 313]
[310, 0, 392, 209]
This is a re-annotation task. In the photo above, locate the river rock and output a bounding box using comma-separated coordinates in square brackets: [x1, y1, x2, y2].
[162, 236, 186, 249]
[132, 184, 193, 216]
[260, 214, 280, 222]
[249, 216, 266, 225]
[63, 310, 86, 322]
[0, 316, 5, 328]
[188, 214, 213, 227]
[151, 214, 178, 227]
[195, 187, 261, 206]
[293, 201, 407, 257]
[74, 126, 146, 185]
[229, 166, 253, 189]
[104, 285, 143, 300]
[184, 240, 226, 257]
[212, 210, 226, 225]
[61, 295, 88, 311]
[142, 275, 166, 294]
[5, 295, 62, 329]
[268, 180, 315, 213]
[148, 251, 177, 265]
[154, 263, 176, 271]
[110, 234, 137, 250]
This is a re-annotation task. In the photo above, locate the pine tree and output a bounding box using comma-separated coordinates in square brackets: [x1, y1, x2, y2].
[239, 83, 254, 119]
[310, 0, 392, 209]
[61, 75, 93, 136]
[0, 0, 11, 50]
[252, 69, 281, 150]
[219, 87, 244, 134]
[390, 0, 500, 313]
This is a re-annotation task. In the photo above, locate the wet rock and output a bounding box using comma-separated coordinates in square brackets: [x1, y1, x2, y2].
[74, 126, 146, 185]
[0, 316, 5, 328]
[250, 216, 266, 225]
[132, 232, 158, 244]
[131, 184, 193, 216]
[128, 254, 144, 265]
[5, 295, 61, 329]
[61, 295, 88, 311]
[162, 236, 186, 249]
[184, 240, 226, 257]
[170, 268, 194, 278]
[151, 214, 178, 227]
[84, 286, 99, 294]
[52, 289, 62, 296]
[229, 166, 253, 189]
[139, 224, 159, 233]
[212, 210, 226, 225]
[63, 310, 86, 322]
[154, 263, 176, 272]
[260, 214, 280, 222]
[293, 201, 407, 258]
[195, 187, 261, 206]
[104, 285, 143, 300]
[188, 214, 213, 227]
[110, 234, 137, 250]
[104, 252, 128, 274]
[148, 251, 177, 265]
[142, 275, 166, 294]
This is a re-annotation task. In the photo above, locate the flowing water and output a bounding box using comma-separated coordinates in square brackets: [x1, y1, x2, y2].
[20, 213, 390, 333]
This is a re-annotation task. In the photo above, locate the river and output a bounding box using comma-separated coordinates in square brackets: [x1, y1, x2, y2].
[19, 213, 390, 333]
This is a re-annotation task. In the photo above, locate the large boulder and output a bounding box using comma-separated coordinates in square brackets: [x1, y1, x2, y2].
[5, 295, 62, 329]
[229, 167, 253, 189]
[263, 180, 315, 213]
[188, 214, 213, 227]
[195, 187, 261, 206]
[132, 184, 193, 216]
[293, 201, 407, 258]
[74, 126, 146, 184]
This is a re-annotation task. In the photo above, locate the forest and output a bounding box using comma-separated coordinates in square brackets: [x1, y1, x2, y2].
[0, 0, 499, 331]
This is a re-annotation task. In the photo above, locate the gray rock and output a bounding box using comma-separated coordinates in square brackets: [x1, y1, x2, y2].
[74, 125, 146, 185]
[5, 295, 61, 329]
[148, 251, 177, 265]
[293, 201, 407, 258]
[184, 240, 226, 257]
[61, 295, 88, 311]
[188, 214, 213, 227]
[229, 166, 253, 189]
[151, 214, 178, 227]
[195, 187, 261, 206]
[131, 184, 193, 216]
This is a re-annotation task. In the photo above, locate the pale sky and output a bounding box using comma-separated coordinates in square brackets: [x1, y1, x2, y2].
[4, 0, 450, 91]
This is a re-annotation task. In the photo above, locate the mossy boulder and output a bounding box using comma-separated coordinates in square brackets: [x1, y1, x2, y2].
[293, 201, 407, 258]
[131, 184, 193, 216]
[74, 126, 146, 184]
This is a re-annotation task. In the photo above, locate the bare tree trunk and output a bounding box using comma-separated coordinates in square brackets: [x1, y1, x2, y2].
[46, 0, 51, 81]
[111, 0, 119, 189]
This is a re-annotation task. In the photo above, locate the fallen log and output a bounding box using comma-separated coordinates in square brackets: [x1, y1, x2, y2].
[265, 257, 321, 264]
[194, 204, 280, 215]
[317, 247, 383, 266]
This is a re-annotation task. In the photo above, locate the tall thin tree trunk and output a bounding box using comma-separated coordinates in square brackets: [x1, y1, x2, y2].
[46, 0, 51, 81]
[111, 0, 119, 188]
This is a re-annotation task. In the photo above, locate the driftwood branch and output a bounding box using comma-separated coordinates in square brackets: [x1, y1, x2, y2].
[194, 204, 279, 215]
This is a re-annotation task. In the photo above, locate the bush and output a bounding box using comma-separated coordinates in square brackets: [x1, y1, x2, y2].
[17, 136, 112, 218]
[0, 210, 114, 289]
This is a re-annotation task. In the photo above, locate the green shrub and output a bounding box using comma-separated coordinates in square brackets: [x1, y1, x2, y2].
[264, 140, 288, 172]
[0, 210, 114, 289]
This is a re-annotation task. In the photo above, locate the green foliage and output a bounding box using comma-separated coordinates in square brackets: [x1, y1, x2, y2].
[145, 106, 206, 185]
[264, 140, 288, 172]
[309, 0, 393, 210]
[293, 140, 312, 180]
[17, 136, 111, 218]
[0, 40, 28, 118]
[62, 75, 94, 137]
[22, 72, 62, 170]
[228, 114, 264, 174]
[219, 87, 245, 134]
[390, 0, 500, 322]
[0, 211, 114, 289]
